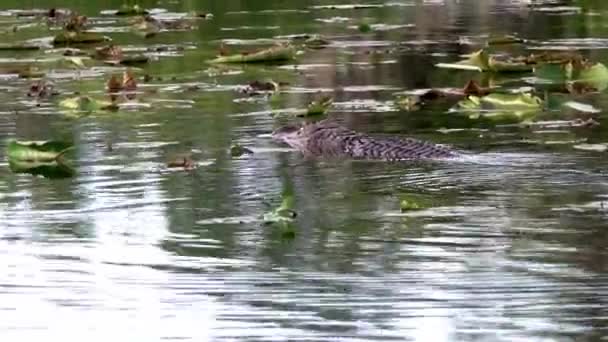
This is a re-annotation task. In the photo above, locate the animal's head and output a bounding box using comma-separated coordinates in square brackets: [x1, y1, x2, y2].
[271, 124, 305, 148]
[272, 120, 334, 149]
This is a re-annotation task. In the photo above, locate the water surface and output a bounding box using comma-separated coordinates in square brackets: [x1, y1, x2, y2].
[0, 0, 607, 341]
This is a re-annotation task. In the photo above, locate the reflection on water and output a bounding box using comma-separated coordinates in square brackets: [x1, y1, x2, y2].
[1, 0, 608, 341]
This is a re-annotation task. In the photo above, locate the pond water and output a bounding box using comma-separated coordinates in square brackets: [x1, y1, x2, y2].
[0, 0, 607, 341]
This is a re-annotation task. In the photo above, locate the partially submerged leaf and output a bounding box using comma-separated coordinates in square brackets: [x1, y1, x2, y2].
[167, 155, 196, 170]
[115, 4, 149, 16]
[534, 61, 608, 92]
[7, 140, 73, 163]
[239, 80, 280, 95]
[230, 144, 254, 157]
[209, 44, 296, 64]
[486, 35, 527, 46]
[302, 96, 333, 116]
[436, 49, 532, 73]
[59, 96, 116, 112]
[573, 143, 608, 152]
[456, 92, 543, 121]
[9, 159, 75, 179]
[263, 195, 297, 224]
[27, 80, 58, 99]
[0, 43, 40, 51]
[53, 31, 110, 45]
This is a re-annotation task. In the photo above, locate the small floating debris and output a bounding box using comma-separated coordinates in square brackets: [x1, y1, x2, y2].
[208, 44, 296, 64]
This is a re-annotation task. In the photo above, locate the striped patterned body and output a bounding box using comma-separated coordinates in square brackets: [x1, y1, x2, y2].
[272, 121, 457, 161]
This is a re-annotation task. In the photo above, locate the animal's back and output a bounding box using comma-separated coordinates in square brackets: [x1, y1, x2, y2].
[301, 123, 457, 160]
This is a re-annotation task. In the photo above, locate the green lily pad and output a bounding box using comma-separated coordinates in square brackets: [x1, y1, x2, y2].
[534, 61, 608, 91]
[436, 49, 532, 73]
[263, 195, 297, 224]
[7, 140, 75, 178]
[104, 55, 150, 66]
[230, 144, 254, 157]
[301, 96, 333, 116]
[486, 35, 527, 46]
[456, 93, 543, 121]
[115, 4, 149, 16]
[59, 96, 117, 113]
[53, 31, 110, 45]
[0, 43, 40, 51]
[209, 45, 296, 64]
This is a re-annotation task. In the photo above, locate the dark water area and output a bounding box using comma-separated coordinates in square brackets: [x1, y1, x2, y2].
[0, 0, 607, 341]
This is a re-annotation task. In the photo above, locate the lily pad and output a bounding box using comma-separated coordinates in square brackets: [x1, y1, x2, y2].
[302, 96, 333, 116]
[53, 31, 110, 45]
[534, 61, 608, 91]
[230, 144, 254, 157]
[263, 195, 297, 225]
[209, 44, 296, 64]
[7, 140, 75, 178]
[0, 43, 40, 51]
[456, 93, 543, 121]
[59, 96, 117, 112]
[115, 4, 149, 16]
[436, 49, 532, 73]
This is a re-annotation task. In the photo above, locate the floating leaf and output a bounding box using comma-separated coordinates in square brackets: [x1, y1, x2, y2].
[64, 56, 86, 68]
[399, 193, 433, 212]
[358, 22, 372, 33]
[209, 44, 296, 64]
[0, 43, 40, 51]
[263, 195, 297, 224]
[53, 31, 110, 45]
[115, 4, 149, 16]
[7, 140, 75, 178]
[167, 154, 196, 170]
[400, 199, 422, 211]
[576, 62, 608, 91]
[535, 61, 608, 92]
[59, 96, 116, 112]
[302, 96, 333, 116]
[573, 143, 608, 152]
[436, 49, 532, 73]
[230, 144, 254, 157]
[456, 93, 543, 121]
[486, 35, 527, 46]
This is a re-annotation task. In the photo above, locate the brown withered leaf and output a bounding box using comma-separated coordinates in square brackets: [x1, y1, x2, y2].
[462, 80, 491, 96]
[106, 74, 122, 93]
